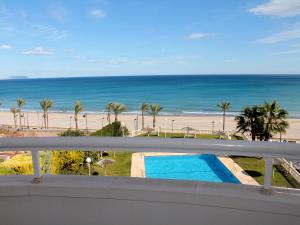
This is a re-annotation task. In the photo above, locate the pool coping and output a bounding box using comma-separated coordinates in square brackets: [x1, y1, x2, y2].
[131, 153, 259, 186]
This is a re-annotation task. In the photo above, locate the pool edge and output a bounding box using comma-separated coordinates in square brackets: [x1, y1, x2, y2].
[131, 152, 259, 186]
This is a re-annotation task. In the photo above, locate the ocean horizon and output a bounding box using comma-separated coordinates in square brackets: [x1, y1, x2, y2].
[0, 75, 300, 117]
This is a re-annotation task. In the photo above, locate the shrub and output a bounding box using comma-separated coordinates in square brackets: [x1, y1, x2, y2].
[59, 129, 85, 136]
[90, 121, 129, 137]
[51, 151, 85, 175]
[84, 151, 102, 163]
[1, 154, 33, 174]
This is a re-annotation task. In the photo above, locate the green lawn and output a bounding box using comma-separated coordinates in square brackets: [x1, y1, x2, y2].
[0, 167, 15, 175]
[231, 156, 300, 188]
[90, 152, 132, 177]
[0, 157, 15, 175]
[0, 152, 132, 177]
[0, 160, 16, 175]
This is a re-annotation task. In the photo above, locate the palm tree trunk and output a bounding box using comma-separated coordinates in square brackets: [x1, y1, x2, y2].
[19, 112, 22, 128]
[222, 111, 225, 131]
[107, 112, 111, 124]
[251, 131, 256, 141]
[75, 115, 78, 130]
[264, 133, 270, 141]
[44, 114, 47, 129]
[47, 113, 49, 129]
[115, 113, 118, 122]
[142, 112, 144, 129]
[14, 115, 17, 128]
[264, 122, 270, 141]
[153, 116, 156, 128]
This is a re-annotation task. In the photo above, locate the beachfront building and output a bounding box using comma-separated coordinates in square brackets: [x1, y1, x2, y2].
[0, 137, 299, 225]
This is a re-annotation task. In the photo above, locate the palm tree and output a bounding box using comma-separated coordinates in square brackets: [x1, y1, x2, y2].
[218, 102, 231, 131]
[111, 103, 126, 122]
[10, 107, 19, 128]
[140, 103, 148, 130]
[40, 99, 53, 129]
[74, 101, 83, 130]
[106, 102, 113, 124]
[148, 104, 163, 128]
[261, 101, 289, 141]
[16, 98, 26, 128]
[235, 105, 264, 141]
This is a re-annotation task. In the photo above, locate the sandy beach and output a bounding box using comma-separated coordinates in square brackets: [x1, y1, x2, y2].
[0, 111, 299, 140]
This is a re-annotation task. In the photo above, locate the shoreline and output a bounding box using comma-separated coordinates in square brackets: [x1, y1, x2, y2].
[0, 111, 299, 140]
[1, 109, 300, 119]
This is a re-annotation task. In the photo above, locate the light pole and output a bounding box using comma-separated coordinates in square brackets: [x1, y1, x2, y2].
[23, 115, 26, 129]
[101, 117, 104, 129]
[134, 118, 137, 131]
[212, 121, 215, 134]
[171, 119, 175, 133]
[26, 112, 29, 129]
[164, 118, 168, 138]
[36, 112, 40, 129]
[101, 117, 104, 136]
[69, 116, 72, 129]
[86, 157, 91, 176]
[83, 113, 88, 132]
[121, 122, 125, 137]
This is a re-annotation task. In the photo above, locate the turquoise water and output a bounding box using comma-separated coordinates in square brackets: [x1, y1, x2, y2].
[0, 75, 300, 117]
[144, 154, 240, 183]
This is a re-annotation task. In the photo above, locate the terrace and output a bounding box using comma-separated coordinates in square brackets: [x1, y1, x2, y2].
[0, 137, 299, 225]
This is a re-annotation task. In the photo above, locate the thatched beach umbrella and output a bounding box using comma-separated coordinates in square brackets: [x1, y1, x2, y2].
[97, 158, 115, 175]
[181, 126, 196, 138]
[142, 126, 155, 136]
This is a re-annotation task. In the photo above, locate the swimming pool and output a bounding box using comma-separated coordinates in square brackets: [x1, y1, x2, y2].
[144, 154, 240, 184]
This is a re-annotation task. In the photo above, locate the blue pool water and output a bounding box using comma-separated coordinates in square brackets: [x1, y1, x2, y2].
[145, 154, 240, 184]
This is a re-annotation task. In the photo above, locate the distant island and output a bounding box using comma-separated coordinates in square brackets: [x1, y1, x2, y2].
[7, 76, 29, 79]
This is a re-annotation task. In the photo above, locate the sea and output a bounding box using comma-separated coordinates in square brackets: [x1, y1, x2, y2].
[0, 75, 299, 117]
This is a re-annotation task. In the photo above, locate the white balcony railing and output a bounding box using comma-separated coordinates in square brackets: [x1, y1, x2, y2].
[0, 137, 299, 192]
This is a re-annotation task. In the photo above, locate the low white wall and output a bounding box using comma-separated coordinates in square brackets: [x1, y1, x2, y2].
[0, 176, 300, 225]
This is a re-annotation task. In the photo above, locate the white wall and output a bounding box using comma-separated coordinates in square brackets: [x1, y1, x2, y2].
[0, 176, 299, 225]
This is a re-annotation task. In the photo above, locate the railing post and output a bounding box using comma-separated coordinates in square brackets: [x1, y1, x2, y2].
[262, 157, 273, 194]
[31, 150, 42, 184]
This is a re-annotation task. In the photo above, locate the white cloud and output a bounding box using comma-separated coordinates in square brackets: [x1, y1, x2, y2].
[292, 43, 300, 48]
[31, 24, 68, 40]
[275, 49, 300, 55]
[50, 4, 68, 22]
[22, 47, 53, 56]
[90, 9, 105, 18]
[0, 44, 12, 49]
[257, 27, 300, 44]
[249, 0, 300, 17]
[141, 60, 162, 65]
[185, 32, 210, 40]
[224, 59, 235, 63]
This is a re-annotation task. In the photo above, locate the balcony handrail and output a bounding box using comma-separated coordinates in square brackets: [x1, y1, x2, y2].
[0, 137, 299, 159]
[0, 137, 299, 191]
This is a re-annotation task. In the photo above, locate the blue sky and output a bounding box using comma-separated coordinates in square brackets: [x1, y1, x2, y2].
[1, 0, 300, 78]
